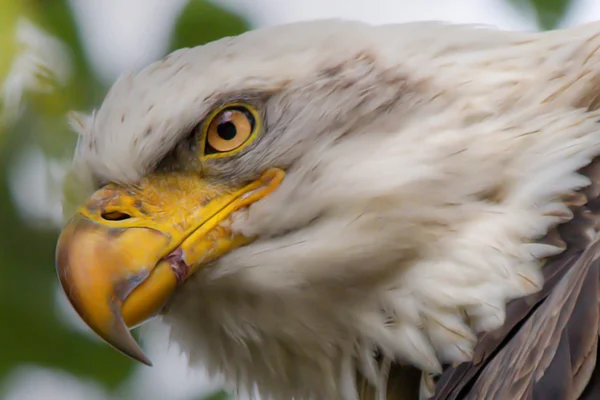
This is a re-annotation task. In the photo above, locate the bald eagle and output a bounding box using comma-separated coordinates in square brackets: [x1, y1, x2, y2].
[56, 20, 600, 399]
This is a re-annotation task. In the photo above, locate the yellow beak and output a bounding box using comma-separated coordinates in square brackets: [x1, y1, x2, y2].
[56, 168, 284, 365]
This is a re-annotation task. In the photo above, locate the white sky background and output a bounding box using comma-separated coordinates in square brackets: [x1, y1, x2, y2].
[5, 0, 600, 399]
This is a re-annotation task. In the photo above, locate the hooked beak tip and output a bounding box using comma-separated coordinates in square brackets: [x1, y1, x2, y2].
[55, 216, 155, 367]
[104, 308, 153, 367]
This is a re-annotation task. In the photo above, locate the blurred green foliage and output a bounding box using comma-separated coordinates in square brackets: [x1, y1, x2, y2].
[0, 1, 248, 399]
[172, 0, 248, 50]
[0, 0, 578, 399]
[510, 0, 572, 29]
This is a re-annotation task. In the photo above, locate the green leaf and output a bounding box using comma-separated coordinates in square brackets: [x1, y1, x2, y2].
[509, 0, 573, 30]
[170, 0, 250, 51]
[200, 390, 232, 400]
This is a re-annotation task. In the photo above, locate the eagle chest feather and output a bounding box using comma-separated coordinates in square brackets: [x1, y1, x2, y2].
[358, 163, 600, 398]
[376, 135, 600, 399]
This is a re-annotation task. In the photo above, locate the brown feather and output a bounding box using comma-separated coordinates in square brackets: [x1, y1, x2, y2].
[428, 158, 600, 400]
[354, 157, 600, 400]
[357, 358, 421, 399]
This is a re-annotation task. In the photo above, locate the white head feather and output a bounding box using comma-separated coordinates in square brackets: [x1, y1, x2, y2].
[66, 20, 600, 400]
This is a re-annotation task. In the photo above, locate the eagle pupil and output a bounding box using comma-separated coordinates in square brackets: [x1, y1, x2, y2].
[217, 121, 237, 140]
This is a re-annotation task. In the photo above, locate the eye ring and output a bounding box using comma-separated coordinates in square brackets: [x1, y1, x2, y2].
[202, 104, 259, 158]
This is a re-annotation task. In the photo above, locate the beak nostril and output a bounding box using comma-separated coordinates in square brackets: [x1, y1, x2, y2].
[101, 211, 132, 221]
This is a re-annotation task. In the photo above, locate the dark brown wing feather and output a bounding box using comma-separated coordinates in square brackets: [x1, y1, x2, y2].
[429, 160, 600, 400]
[356, 361, 422, 399]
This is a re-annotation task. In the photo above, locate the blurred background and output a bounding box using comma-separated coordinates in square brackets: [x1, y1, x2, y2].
[0, 0, 594, 399]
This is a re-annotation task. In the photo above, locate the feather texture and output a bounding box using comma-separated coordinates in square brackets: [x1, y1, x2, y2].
[65, 20, 600, 399]
[430, 98, 600, 400]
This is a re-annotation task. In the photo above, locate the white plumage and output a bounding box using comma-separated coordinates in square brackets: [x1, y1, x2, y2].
[62, 20, 600, 399]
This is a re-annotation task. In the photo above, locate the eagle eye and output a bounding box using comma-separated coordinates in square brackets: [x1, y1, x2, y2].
[202, 104, 259, 157]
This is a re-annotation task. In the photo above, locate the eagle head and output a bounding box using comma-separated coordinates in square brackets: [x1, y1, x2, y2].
[55, 20, 600, 399]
